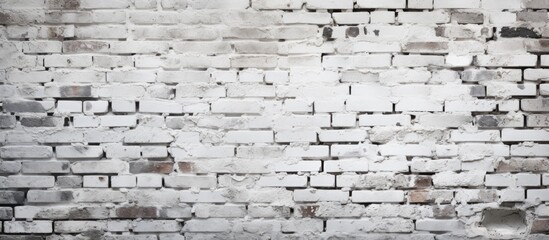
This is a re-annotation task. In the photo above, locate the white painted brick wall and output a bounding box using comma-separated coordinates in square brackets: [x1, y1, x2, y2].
[0, 0, 548, 239]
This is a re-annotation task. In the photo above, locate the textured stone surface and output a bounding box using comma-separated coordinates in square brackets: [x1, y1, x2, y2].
[0, 0, 548, 239]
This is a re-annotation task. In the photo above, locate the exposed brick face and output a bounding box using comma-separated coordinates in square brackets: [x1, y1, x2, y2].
[0, 0, 548, 238]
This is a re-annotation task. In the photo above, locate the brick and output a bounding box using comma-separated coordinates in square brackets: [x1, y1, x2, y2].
[100, 116, 137, 127]
[416, 219, 464, 232]
[323, 55, 392, 68]
[27, 190, 73, 203]
[356, 0, 406, 8]
[251, 0, 303, 9]
[432, 171, 485, 187]
[434, 0, 480, 8]
[476, 55, 537, 67]
[83, 176, 109, 188]
[45, 55, 93, 67]
[182, 219, 230, 232]
[326, 218, 414, 233]
[224, 130, 274, 143]
[399, 11, 450, 24]
[332, 12, 370, 24]
[56, 145, 103, 159]
[22, 161, 70, 174]
[3, 100, 55, 113]
[306, 0, 352, 9]
[4, 221, 52, 233]
[352, 190, 405, 203]
[57, 100, 82, 113]
[294, 189, 348, 203]
[502, 129, 549, 141]
[164, 175, 217, 189]
[111, 175, 137, 188]
[0, 146, 53, 159]
[211, 100, 262, 114]
[4, 176, 55, 188]
[72, 161, 127, 174]
[257, 175, 307, 187]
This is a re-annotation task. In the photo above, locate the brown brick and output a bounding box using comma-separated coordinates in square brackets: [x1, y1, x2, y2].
[115, 206, 158, 219]
[177, 162, 196, 173]
[130, 162, 173, 174]
[299, 205, 319, 218]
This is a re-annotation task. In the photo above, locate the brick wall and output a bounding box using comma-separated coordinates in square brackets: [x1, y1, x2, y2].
[1, 0, 549, 239]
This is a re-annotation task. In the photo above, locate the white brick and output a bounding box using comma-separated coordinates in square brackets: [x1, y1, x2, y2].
[482, 0, 521, 9]
[502, 129, 549, 141]
[396, 98, 442, 112]
[319, 130, 367, 142]
[445, 100, 497, 112]
[416, 219, 464, 232]
[133, 220, 180, 232]
[5, 176, 55, 188]
[140, 100, 182, 114]
[164, 175, 217, 189]
[393, 55, 445, 67]
[476, 55, 537, 67]
[500, 189, 525, 202]
[211, 100, 261, 114]
[252, 0, 303, 9]
[432, 171, 485, 187]
[511, 144, 549, 157]
[294, 189, 348, 203]
[486, 83, 537, 97]
[528, 189, 549, 201]
[137, 175, 163, 188]
[352, 190, 405, 203]
[434, 0, 480, 8]
[271, 161, 322, 172]
[359, 114, 411, 126]
[83, 101, 109, 114]
[224, 130, 273, 143]
[370, 11, 396, 23]
[379, 144, 433, 157]
[5, 221, 52, 233]
[411, 158, 461, 173]
[326, 219, 414, 233]
[398, 11, 449, 24]
[57, 146, 103, 159]
[257, 175, 307, 187]
[408, 0, 433, 8]
[451, 130, 501, 142]
[83, 175, 109, 188]
[45, 55, 93, 67]
[275, 129, 317, 143]
[54, 221, 107, 233]
[332, 113, 357, 127]
[284, 146, 329, 159]
[323, 54, 391, 68]
[310, 174, 335, 187]
[324, 159, 369, 173]
[74, 115, 99, 128]
[100, 116, 137, 127]
[182, 219, 230, 232]
[283, 12, 332, 24]
[346, 97, 393, 112]
[357, 0, 406, 8]
[332, 12, 370, 24]
[112, 100, 136, 113]
[111, 175, 137, 188]
[57, 100, 82, 113]
[306, 0, 353, 9]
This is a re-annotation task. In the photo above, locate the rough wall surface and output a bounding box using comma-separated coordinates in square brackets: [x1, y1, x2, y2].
[0, 0, 549, 239]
